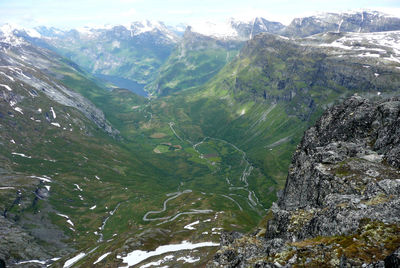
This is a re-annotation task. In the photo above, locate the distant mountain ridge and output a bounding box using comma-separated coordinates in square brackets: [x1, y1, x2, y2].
[282, 10, 400, 37]
[3, 10, 399, 97]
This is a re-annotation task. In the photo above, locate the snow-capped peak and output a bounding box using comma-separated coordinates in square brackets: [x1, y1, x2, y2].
[188, 19, 239, 39]
[187, 17, 283, 40]
[0, 23, 25, 47]
[129, 20, 168, 35]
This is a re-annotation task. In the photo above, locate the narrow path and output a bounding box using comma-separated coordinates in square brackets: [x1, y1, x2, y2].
[143, 189, 213, 224]
[143, 190, 192, 221]
[221, 195, 243, 211]
[169, 122, 184, 141]
[148, 121, 265, 225]
[182, 132, 263, 210]
[97, 203, 121, 242]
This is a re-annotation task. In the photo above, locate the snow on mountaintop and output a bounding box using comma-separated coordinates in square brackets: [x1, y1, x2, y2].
[130, 20, 168, 35]
[0, 24, 25, 46]
[297, 9, 397, 20]
[23, 28, 42, 38]
[188, 17, 283, 40]
[62, 20, 178, 41]
[303, 30, 400, 65]
[315, 31, 400, 54]
[189, 20, 239, 39]
[0, 23, 43, 48]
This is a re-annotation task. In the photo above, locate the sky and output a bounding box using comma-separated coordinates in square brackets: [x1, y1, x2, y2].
[0, 0, 400, 29]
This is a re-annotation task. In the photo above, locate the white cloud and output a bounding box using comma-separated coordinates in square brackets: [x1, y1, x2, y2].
[231, 8, 295, 25]
[121, 8, 137, 17]
[118, 0, 142, 3]
[371, 7, 400, 17]
[167, 9, 194, 15]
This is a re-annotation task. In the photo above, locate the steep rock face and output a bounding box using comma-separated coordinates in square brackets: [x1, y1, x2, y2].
[209, 96, 400, 267]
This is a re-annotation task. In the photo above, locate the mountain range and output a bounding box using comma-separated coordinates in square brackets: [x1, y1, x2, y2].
[0, 9, 399, 267]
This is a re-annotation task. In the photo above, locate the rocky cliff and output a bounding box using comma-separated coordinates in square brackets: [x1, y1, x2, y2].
[209, 96, 400, 267]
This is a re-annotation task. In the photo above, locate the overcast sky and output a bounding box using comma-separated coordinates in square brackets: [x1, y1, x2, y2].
[1, 0, 400, 29]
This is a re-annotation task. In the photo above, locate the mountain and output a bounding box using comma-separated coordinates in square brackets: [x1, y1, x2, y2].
[145, 17, 286, 96]
[0, 23, 124, 264]
[1, 10, 400, 267]
[32, 17, 283, 96]
[0, 26, 272, 267]
[282, 10, 400, 37]
[34, 21, 179, 95]
[134, 29, 400, 223]
[220, 30, 400, 113]
[0, 24, 117, 135]
[210, 96, 400, 267]
[189, 17, 284, 40]
[146, 28, 243, 96]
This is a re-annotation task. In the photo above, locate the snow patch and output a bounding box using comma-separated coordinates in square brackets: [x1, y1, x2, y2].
[16, 260, 46, 265]
[177, 256, 200, 263]
[25, 28, 42, 38]
[63, 253, 86, 268]
[190, 20, 238, 39]
[0, 84, 12, 91]
[90, 205, 97, 210]
[12, 152, 31, 158]
[50, 107, 56, 119]
[0, 72, 14, 81]
[51, 122, 61, 127]
[57, 213, 75, 227]
[74, 184, 83, 191]
[14, 107, 23, 114]
[184, 220, 200, 230]
[118, 241, 219, 267]
[30, 175, 52, 183]
[140, 255, 174, 268]
[111, 40, 120, 49]
[93, 252, 111, 265]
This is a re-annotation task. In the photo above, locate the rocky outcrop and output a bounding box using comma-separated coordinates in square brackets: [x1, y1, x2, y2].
[209, 96, 400, 267]
[0, 215, 51, 266]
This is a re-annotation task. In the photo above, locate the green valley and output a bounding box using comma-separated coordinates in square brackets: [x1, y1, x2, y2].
[1, 9, 400, 268]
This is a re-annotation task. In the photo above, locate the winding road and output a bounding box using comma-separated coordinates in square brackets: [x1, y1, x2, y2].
[143, 189, 213, 224]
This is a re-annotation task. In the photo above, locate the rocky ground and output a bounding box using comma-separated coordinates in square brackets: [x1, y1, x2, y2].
[209, 96, 400, 267]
